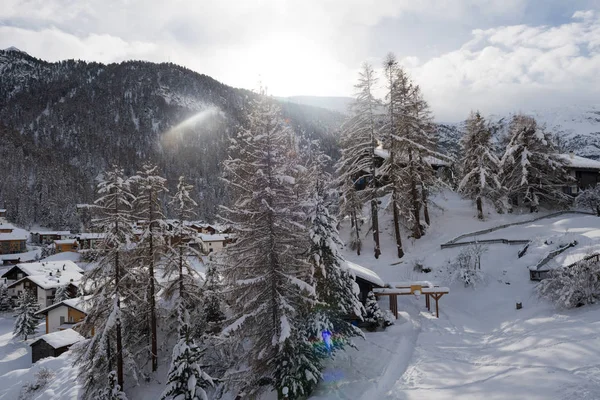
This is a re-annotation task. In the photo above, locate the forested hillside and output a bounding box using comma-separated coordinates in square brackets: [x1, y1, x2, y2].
[0, 49, 343, 229]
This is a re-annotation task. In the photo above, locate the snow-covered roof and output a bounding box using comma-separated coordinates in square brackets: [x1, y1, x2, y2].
[13, 270, 82, 290]
[558, 154, 600, 170]
[0, 250, 39, 262]
[345, 261, 385, 287]
[74, 233, 106, 240]
[374, 147, 451, 167]
[0, 209, 6, 212]
[31, 231, 72, 236]
[31, 329, 85, 349]
[54, 239, 77, 245]
[198, 233, 228, 242]
[37, 296, 91, 315]
[1, 260, 83, 280]
[0, 224, 28, 241]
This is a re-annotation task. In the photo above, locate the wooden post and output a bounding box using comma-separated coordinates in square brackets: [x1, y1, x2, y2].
[435, 295, 439, 318]
[426, 294, 430, 310]
[389, 294, 398, 319]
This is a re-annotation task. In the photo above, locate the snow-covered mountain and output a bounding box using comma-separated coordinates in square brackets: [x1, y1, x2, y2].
[278, 95, 353, 114]
[0, 49, 343, 228]
[436, 105, 600, 160]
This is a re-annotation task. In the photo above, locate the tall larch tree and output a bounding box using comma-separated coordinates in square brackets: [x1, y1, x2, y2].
[381, 54, 408, 255]
[308, 149, 364, 354]
[131, 164, 168, 372]
[76, 166, 136, 397]
[500, 114, 571, 212]
[219, 93, 318, 399]
[337, 63, 382, 259]
[458, 111, 502, 219]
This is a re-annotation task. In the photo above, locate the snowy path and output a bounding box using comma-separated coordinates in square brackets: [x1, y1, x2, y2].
[311, 302, 421, 400]
[395, 301, 600, 399]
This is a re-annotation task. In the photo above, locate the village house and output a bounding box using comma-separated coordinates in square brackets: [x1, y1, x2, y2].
[190, 222, 221, 235]
[559, 152, 600, 195]
[30, 231, 72, 245]
[54, 239, 79, 253]
[30, 329, 85, 364]
[198, 233, 231, 254]
[73, 232, 106, 249]
[2, 261, 83, 307]
[36, 297, 90, 334]
[0, 209, 6, 219]
[0, 223, 27, 255]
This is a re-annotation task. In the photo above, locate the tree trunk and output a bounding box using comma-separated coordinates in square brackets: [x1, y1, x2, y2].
[371, 199, 381, 259]
[114, 194, 124, 389]
[476, 196, 483, 220]
[408, 151, 421, 238]
[596, 205, 600, 217]
[148, 188, 158, 372]
[352, 212, 361, 256]
[392, 190, 404, 259]
[422, 183, 430, 226]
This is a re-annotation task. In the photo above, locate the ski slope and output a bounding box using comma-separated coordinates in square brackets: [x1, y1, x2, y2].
[312, 192, 600, 399]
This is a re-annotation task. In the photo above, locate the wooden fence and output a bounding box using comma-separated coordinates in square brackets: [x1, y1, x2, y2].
[440, 211, 595, 250]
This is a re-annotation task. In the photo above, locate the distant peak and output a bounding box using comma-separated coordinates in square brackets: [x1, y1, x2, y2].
[4, 46, 27, 55]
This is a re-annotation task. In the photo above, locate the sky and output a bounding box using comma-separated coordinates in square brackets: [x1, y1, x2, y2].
[1, 0, 599, 121]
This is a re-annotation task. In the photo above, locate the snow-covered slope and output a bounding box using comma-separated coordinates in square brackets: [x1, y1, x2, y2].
[313, 191, 600, 399]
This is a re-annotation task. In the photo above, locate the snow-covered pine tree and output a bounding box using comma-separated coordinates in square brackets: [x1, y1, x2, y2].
[308, 148, 364, 353]
[219, 93, 318, 399]
[53, 284, 71, 304]
[163, 176, 204, 332]
[337, 63, 382, 259]
[575, 185, 600, 216]
[13, 290, 39, 340]
[131, 163, 169, 372]
[161, 304, 213, 400]
[337, 178, 363, 256]
[362, 291, 384, 331]
[458, 111, 502, 219]
[98, 371, 128, 400]
[202, 259, 225, 334]
[75, 166, 136, 396]
[500, 115, 572, 212]
[0, 283, 11, 311]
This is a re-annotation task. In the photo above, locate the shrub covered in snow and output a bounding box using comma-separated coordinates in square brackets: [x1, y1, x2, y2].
[448, 243, 487, 287]
[0, 283, 12, 311]
[18, 367, 54, 400]
[575, 185, 600, 216]
[537, 257, 600, 308]
[13, 291, 39, 340]
[362, 291, 387, 331]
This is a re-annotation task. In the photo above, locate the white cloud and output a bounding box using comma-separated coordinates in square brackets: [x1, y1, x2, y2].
[401, 10, 600, 121]
[0, 1, 597, 120]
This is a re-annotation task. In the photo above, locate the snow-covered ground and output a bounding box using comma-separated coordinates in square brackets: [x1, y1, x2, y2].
[312, 192, 600, 399]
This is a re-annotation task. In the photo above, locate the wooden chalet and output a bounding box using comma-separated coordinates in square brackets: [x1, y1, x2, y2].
[36, 297, 89, 334]
[0, 209, 6, 219]
[559, 152, 600, 195]
[31, 231, 72, 245]
[2, 261, 83, 307]
[30, 329, 85, 363]
[54, 239, 79, 253]
[0, 224, 27, 255]
[73, 232, 105, 249]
